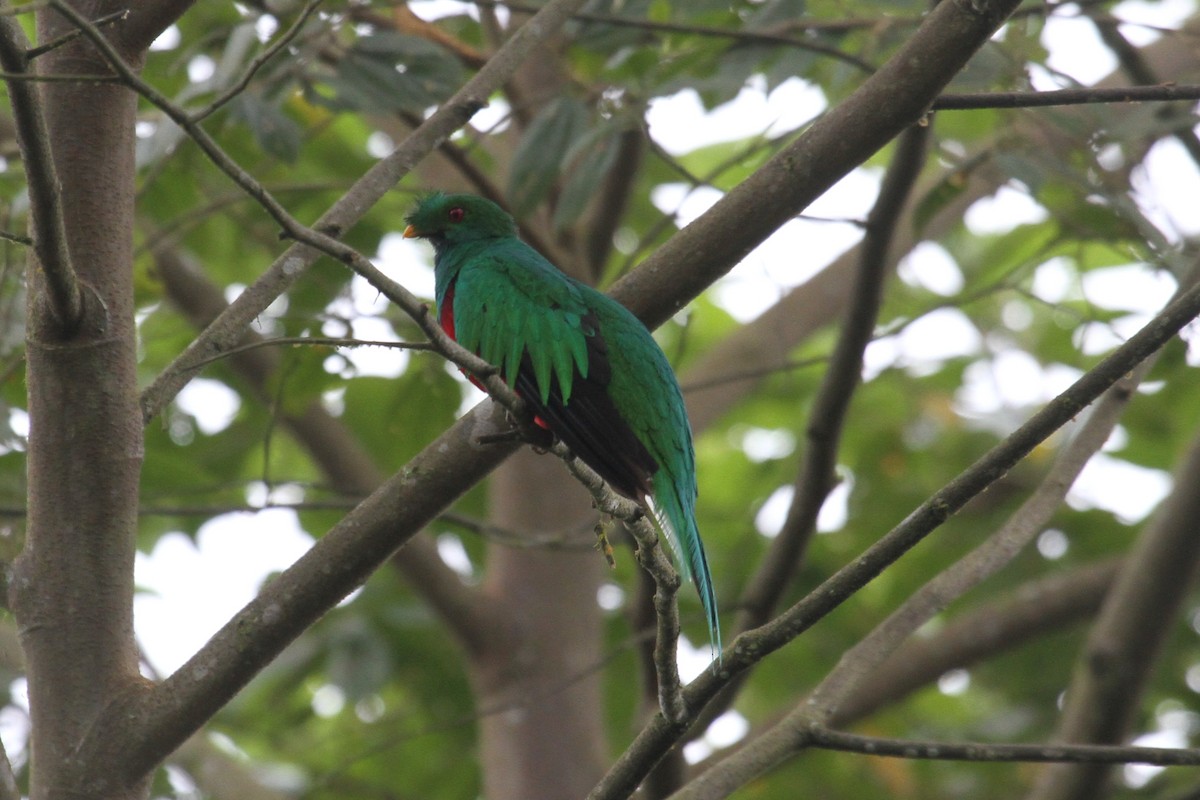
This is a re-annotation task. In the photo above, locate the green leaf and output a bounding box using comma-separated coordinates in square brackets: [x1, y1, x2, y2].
[323, 32, 465, 114]
[553, 127, 623, 230]
[508, 95, 590, 215]
[227, 91, 302, 162]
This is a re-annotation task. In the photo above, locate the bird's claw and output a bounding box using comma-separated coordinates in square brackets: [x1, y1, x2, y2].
[594, 519, 617, 568]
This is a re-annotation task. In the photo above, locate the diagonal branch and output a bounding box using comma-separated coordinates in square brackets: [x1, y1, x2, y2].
[739, 123, 930, 635]
[831, 558, 1120, 726]
[0, 13, 81, 331]
[1028, 425, 1200, 799]
[154, 247, 504, 657]
[605, 0, 1026, 329]
[806, 349, 1158, 722]
[190, 0, 323, 123]
[115, 0, 199, 54]
[588, 250, 1200, 800]
[805, 728, 1200, 769]
[109, 399, 521, 784]
[132, 0, 592, 423]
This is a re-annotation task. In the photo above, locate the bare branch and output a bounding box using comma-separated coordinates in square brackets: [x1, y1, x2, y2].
[806, 351, 1153, 721]
[110, 400, 520, 784]
[469, 0, 879, 73]
[0, 70, 120, 82]
[933, 82, 1200, 110]
[605, 0, 1023, 329]
[0, 13, 81, 330]
[180, 335, 437, 371]
[136, 0, 593, 423]
[807, 728, 1200, 769]
[832, 559, 1120, 726]
[588, 241, 1200, 800]
[190, 0, 323, 123]
[739, 123, 931, 635]
[1029, 430, 1200, 799]
[116, 0, 198, 54]
[23, 6, 126, 60]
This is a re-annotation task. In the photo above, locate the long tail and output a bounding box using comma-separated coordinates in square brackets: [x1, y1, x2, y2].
[646, 482, 721, 663]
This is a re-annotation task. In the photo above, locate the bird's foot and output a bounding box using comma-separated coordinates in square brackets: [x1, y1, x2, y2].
[475, 427, 524, 446]
[593, 518, 617, 569]
[475, 421, 555, 450]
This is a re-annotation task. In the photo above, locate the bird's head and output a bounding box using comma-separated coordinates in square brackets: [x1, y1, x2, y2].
[403, 193, 517, 247]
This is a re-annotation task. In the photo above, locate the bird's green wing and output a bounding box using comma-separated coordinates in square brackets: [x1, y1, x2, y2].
[450, 241, 592, 406]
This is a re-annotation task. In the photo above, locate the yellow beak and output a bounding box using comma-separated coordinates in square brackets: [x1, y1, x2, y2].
[403, 224, 418, 238]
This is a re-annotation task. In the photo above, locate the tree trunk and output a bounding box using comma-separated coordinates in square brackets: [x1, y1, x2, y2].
[471, 449, 609, 799]
[9, 7, 146, 799]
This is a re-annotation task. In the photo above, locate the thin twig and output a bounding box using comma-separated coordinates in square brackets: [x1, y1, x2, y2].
[24, 6, 126, 60]
[589, 249, 1200, 800]
[0, 13, 81, 330]
[1091, 19, 1200, 172]
[0, 230, 31, 246]
[137, 0, 593, 423]
[933, 83, 1200, 110]
[51, 0, 519, 411]
[555, 443, 688, 720]
[191, 0, 323, 123]
[0, 70, 122, 82]
[182, 335, 436, 370]
[807, 727, 1200, 768]
[469, 0, 879, 73]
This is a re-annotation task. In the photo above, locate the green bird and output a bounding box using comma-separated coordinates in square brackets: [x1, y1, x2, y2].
[404, 192, 720, 658]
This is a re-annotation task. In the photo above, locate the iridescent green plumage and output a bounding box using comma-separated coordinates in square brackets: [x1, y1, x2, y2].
[405, 193, 720, 657]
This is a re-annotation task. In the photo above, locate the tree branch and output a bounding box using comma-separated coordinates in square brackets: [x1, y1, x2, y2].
[23, 6, 127, 61]
[111, 399, 520, 784]
[933, 83, 1200, 110]
[135, 0, 592, 423]
[807, 340, 1160, 723]
[605, 0, 1023, 328]
[469, 0, 879, 73]
[0, 13, 81, 331]
[588, 239, 1200, 800]
[154, 247, 504, 657]
[190, 0, 322, 124]
[806, 728, 1200, 768]
[831, 559, 1120, 726]
[1029, 427, 1200, 799]
[739, 123, 930, 635]
[115, 0, 198, 54]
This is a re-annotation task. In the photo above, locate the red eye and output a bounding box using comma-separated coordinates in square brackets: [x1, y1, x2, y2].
[448, 207, 465, 223]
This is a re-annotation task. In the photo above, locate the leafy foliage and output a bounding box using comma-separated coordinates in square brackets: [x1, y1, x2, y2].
[4, 1, 1200, 799]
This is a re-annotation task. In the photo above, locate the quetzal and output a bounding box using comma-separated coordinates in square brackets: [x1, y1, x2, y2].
[404, 192, 720, 657]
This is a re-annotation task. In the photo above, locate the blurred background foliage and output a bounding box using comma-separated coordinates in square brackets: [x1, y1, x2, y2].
[3, 0, 1200, 797]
